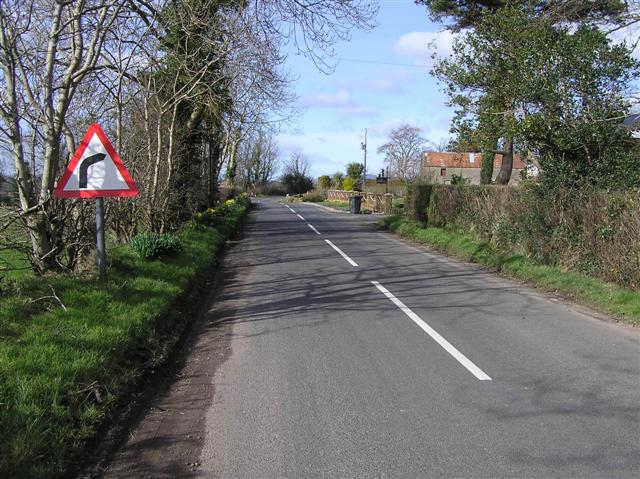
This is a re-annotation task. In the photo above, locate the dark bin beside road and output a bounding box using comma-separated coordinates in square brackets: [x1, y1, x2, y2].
[349, 195, 362, 214]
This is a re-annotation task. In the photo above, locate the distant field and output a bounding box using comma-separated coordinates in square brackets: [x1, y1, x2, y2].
[0, 207, 31, 280]
[362, 179, 407, 197]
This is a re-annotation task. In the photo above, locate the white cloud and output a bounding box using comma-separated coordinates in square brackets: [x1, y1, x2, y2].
[298, 88, 379, 117]
[393, 30, 456, 66]
[300, 88, 353, 108]
[370, 118, 423, 137]
[367, 69, 413, 94]
[340, 105, 379, 117]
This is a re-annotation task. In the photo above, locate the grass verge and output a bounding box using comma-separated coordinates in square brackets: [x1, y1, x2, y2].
[380, 216, 640, 325]
[0, 199, 249, 478]
[318, 200, 349, 211]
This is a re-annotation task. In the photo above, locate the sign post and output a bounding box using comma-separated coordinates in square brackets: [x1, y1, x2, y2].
[54, 123, 139, 280]
[96, 197, 106, 280]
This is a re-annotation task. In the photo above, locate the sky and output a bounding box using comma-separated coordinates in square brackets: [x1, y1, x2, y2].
[277, 0, 640, 180]
[277, 1, 456, 179]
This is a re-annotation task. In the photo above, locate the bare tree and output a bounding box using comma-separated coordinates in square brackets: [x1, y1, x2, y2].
[221, 2, 297, 188]
[377, 124, 427, 182]
[0, 0, 379, 273]
[0, 0, 135, 271]
[237, 130, 280, 193]
[281, 151, 313, 194]
[252, 0, 378, 72]
[284, 151, 311, 177]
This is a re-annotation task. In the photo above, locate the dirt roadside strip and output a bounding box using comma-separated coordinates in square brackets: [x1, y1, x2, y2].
[84, 275, 233, 478]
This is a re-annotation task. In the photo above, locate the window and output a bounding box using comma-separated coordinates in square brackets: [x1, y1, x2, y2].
[440, 168, 446, 177]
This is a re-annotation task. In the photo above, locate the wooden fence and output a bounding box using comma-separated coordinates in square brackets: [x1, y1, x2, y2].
[327, 190, 392, 214]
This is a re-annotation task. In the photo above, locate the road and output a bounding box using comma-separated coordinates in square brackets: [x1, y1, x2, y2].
[102, 197, 640, 479]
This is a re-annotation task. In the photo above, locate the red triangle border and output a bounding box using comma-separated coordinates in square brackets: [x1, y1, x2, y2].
[54, 123, 139, 199]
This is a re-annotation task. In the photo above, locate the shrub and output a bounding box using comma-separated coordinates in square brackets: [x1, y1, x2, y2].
[281, 172, 314, 195]
[192, 194, 250, 228]
[317, 175, 331, 190]
[301, 192, 325, 202]
[130, 233, 183, 260]
[450, 174, 469, 185]
[264, 183, 286, 196]
[331, 172, 344, 189]
[342, 176, 357, 191]
[405, 183, 433, 223]
[346, 162, 364, 178]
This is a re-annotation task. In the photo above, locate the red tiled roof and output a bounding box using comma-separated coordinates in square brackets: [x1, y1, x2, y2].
[423, 152, 527, 169]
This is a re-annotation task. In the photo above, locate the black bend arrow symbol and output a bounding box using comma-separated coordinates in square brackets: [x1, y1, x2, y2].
[79, 153, 106, 188]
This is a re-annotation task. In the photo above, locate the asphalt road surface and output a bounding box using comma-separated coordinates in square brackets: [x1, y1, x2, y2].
[102, 197, 640, 479]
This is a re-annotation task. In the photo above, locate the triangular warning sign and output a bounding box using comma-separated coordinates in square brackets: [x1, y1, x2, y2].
[54, 123, 139, 198]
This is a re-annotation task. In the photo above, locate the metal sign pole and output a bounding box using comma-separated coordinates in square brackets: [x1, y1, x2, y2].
[96, 197, 106, 280]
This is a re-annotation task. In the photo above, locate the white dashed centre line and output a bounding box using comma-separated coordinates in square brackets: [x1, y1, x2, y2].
[297, 214, 305, 221]
[325, 240, 358, 267]
[371, 281, 492, 381]
[307, 224, 321, 235]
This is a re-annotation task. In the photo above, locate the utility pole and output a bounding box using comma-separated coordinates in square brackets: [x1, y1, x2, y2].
[386, 166, 389, 195]
[361, 129, 367, 193]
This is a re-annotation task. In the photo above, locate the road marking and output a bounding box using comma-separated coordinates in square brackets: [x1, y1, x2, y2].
[297, 214, 305, 221]
[290, 208, 296, 213]
[307, 223, 321, 235]
[285, 205, 292, 210]
[325, 239, 358, 267]
[371, 281, 492, 381]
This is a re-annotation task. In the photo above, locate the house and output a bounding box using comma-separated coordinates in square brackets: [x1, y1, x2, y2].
[421, 151, 528, 185]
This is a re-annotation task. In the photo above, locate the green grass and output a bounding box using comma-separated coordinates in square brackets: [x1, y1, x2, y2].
[318, 200, 350, 211]
[0, 206, 32, 281]
[0, 201, 249, 478]
[380, 216, 640, 325]
[0, 247, 31, 280]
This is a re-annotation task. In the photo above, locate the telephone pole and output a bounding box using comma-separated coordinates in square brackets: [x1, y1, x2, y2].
[361, 129, 367, 193]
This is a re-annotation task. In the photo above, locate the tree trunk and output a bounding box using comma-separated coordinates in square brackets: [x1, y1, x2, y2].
[209, 138, 223, 206]
[224, 126, 241, 186]
[494, 139, 513, 185]
[26, 212, 58, 273]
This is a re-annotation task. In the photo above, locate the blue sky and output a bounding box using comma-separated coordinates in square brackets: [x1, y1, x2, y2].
[277, 1, 456, 179]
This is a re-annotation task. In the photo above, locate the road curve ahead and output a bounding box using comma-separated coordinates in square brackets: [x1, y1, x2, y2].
[105, 197, 640, 479]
